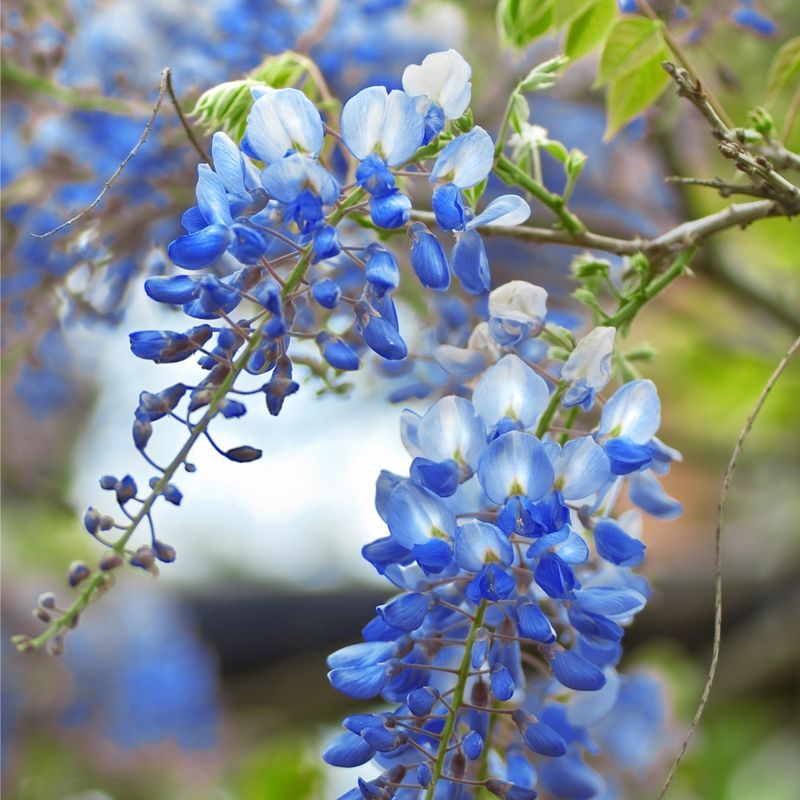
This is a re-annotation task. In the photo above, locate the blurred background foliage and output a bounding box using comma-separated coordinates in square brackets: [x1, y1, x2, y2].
[2, 0, 798, 799]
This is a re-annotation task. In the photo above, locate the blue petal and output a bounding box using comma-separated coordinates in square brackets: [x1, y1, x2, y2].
[599, 379, 661, 444]
[144, 275, 199, 305]
[605, 436, 653, 475]
[322, 731, 376, 767]
[477, 431, 554, 503]
[408, 222, 450, 290]
[328, 664, 391, 700]
[321, 338, 360, 371]
[539, 751, 605, 799]
[522, 722, 567, 757]
[464, 730, 483, 759]
[628, 471, 683, 519]
[535, 553, 579, 599]
[490, 663, 516, 700]
[552, 651, 607, 691]
[377, 592, 433, 632]
[594, 519, 646, 567]
[431, 183, 465, 231]
[262, 153, 339, 204]
[196, 164, 233, 226]
[364, 244, 400, 296]
[454, 520, 513, 571]
[554, 437, 611, 500]
[574, 587, 646, 618]
[434, 344, 488, 380]
[245, 87, 324, 164]
[363, 316, 408, 360]
[418, 395, 486, 470]
[381, 89, 426, 166]
[369, 190, 411, 228]
[466, 194, 531, 230]
[472, 354, 549, 430]
[430, 127, 494, 189]
[386, 480, 456, 548]
[211, 131, 250, 198]
[410, 457, 460, 497]
[167, 225, 231, 270]
[411, 539, 453, 574]
[452, 229, 490, 294]
[516, 598, 556, 643]
[311, 278, 342, 309]
[341, 86, 424, 166]
[327, 640, 396, 669]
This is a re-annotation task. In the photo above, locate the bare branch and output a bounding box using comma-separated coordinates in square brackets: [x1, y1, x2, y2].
[656, 334, 800, 799]
[411, 199, 784, 258]
[165, 70, 210, 163]
[32, 68, 170, 240]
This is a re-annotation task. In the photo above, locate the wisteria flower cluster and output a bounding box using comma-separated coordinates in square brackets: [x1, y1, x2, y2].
[324, 292, 681, 798]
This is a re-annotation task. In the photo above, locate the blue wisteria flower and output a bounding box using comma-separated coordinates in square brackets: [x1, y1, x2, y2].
[325, 283, 679, 798]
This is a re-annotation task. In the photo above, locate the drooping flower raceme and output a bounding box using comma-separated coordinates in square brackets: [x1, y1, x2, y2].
[325, 283, 679, 799]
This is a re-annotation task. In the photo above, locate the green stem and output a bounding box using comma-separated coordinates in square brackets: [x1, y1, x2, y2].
[1, 60, 145, 116]
[496, 155, 585, 234]
[559, 406, 580, 446]
[426, 601, 487, 800]
[281, 187, 366, 297]
[605, 248, 697, 328]
[535, 383, 567, 439]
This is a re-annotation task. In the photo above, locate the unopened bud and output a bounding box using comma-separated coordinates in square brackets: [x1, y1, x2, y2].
[46, 635, 65, 657]
[68, 561, 91, 587]
[153, 540, 177, 563]
[33, 608, 51, 623]
[37, 592, 57, 610]
[11, 634, 33, 653]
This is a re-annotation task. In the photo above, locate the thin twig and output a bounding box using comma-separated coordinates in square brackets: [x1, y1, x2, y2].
[32, 68, 171, 239]
[656, 334, 800, 799]
[665, 176, 771, 200]
[165, 69, 210, 162]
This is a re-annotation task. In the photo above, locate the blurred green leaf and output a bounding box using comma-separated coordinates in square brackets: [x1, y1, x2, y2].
[497, 0, 555, 48]
[229, 737, 323, 800]
[555, 0, 597, 27]
[766, 36, 800, 104]
[597, 16, 666, 85]
[565, 0, 616, 61]
[605, 51, 670, 139]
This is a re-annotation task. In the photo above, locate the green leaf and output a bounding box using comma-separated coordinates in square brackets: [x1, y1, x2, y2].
[565, 0, 616, 61]
[604, 50, 670, 139]
[542, 139, 569, 162]
[597, 17, 666, 85]
[555, 0, 597, 27]
[498, 0, 556, 49]
[766, 36, 800, 104]
[509, 93, 531, 134]
[517, 54, 570, 92]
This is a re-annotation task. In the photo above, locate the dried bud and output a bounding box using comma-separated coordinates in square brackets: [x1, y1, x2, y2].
[46, 635, 65, 657]
[129, 545, 155, 570]
[99, 552, 124, 571]
[471, 677, 490, 707]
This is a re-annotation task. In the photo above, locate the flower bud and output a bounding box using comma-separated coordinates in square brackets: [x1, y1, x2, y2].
[68, 561, 91, 587]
